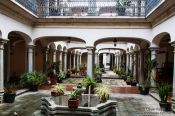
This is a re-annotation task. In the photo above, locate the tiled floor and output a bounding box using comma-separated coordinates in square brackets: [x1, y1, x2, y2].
[0, 71, 174, 115]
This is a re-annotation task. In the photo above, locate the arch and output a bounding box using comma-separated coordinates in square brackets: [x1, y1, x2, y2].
[33, 36, 86, 45]
[8, 31, 32, 44]
[57, 44, 62, 51]
[94, 37, 150, 49]
[98, 48, 125, 52]
[63, 46, 67, 52]
[48, 42, 56, 49]
[152, 32, 171, 46]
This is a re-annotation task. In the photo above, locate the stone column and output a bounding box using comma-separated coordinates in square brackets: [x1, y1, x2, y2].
[116, 53, 119, 70]
[64, 51, 67, 72]
[73, 53, 76, 68]
[126, 52, 129, 73]
[27, 45, 34, 72]
[69, 52, 72, 70]
[53, 49, 57, 63]
[150, 47, 158, 87]
[86, 47, 94, 77]
[77, 53, 79, 70]
[129, 52, 133, 74]
[80, 53, 82, 64]
[111, 54, 114, 69]
[172, 44, 175, 100]
[59, 50, 62, 71]
[0, 39, 7, 92]
[133, 51, 138, 80]
[95, 52, 98, 66]
[139, 49, 145, 84]
[114, 53, 117, 65]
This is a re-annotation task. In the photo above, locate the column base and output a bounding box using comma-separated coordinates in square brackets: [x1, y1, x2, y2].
[171, 99, 175, 113]
[0, 90, 4, 104]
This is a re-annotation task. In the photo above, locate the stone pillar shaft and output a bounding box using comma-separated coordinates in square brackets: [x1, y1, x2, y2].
[73, 53, 76, 68]
[27, 45, 34, 72]
[0, 40, 6, 91]
[59, 51, 62, 71]
[150, 48, 157, 87]
[126, 52, 129, 73]
[64, 52, 67, 72]
[53, 49, 56, 63]
[172, 44, 175, 100]
[139, 49, 145, 84]
[86, 47, 94, 77]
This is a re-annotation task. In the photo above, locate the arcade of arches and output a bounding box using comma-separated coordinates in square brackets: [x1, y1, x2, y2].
[0, 0, 175, 114]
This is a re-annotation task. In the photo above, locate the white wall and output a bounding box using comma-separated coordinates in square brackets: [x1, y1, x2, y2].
[0, 14, 32, 43]
[152, 15, 175, 42]
[32, 27, 153, 46]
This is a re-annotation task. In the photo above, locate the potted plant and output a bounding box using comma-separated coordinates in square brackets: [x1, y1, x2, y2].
[157, 83, 171, 111]
[131, 79, 137, 86]
[3, 84, 16, 103]
[56, 71, 65, 83]
[66, 69, 71, 78]
[126, 76, 132, 85]
[138, 56, 157, 94]
[68, 89, 80, 108]
[94, 65, 102, 83]
[95, 86, 111, 103]
[79, 64, 86, 76]
[47, 62, 59, 85]
[82, 76, 97, 94]
[20, 71, 46, 91]
[51, 84, 65, 97]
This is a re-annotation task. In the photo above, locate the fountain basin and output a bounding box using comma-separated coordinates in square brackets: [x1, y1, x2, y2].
[40, 94, 117, 116]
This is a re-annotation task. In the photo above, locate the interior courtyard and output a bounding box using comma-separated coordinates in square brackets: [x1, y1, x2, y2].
[0, 0, 175, 115]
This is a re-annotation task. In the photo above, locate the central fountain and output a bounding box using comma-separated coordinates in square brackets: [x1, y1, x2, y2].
[37, 94, 117, 116]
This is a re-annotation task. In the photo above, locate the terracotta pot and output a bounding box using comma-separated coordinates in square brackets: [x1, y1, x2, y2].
[68, 99, 79, 108]
[159, 102, 171, 111]
[51, 91, 58, 97]
[138, 86, 150, 95]
[50, 76, 57, 85]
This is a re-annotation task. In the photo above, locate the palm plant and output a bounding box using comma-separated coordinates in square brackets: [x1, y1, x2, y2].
[157, 83, 171, 103]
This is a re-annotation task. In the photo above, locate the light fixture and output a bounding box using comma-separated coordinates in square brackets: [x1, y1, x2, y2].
[113, 38, 117, 47]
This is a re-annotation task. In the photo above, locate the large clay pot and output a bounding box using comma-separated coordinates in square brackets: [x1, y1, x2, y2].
[68, 99, 79, 108]
[159, 102, 171, 111]
[138, 86, 150, 95]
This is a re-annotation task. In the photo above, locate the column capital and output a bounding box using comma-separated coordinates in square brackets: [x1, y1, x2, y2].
[0, 38, 8, 43]
[86, 46, 94, 50]
[27, 45, 35, 49]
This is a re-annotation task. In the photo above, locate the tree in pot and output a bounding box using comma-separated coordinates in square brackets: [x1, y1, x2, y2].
[68, 89, 80, 108]
[82, 76, 97, 94]
[51, 84, 65, 97]
[95, 86, 111, 103]
[138, 56, 157, 95]
[157, 83, 171, 111]
[20, 71, 46, 91]
[3, 84, 16, 103]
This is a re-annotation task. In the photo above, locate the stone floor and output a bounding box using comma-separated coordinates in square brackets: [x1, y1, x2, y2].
[0, 71, 174, 115]
[0, 91, 174, 116]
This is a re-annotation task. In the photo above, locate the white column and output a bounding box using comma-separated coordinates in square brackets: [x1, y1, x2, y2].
[77, 53, 79, 70]
[126, 52, 129, 73]
[27, 45, 34, 72]
[129, 52, 133, 74]
[79, 54, 82, 65]
[42, 47, 48, 73]
[59, 50, 62, 71]
[150, 47, 158, 87]
[86, 47, 94, 77]
[111, 54, 114, 68]
[64, 52, 67, 72]
[114, 53, 117, 65]
[95, 52, 98, 66]
[116, 53, 119, 70]
[0, 39, 7, 92]
[73, 53, 76, 68]
[53, 49, 56, 63]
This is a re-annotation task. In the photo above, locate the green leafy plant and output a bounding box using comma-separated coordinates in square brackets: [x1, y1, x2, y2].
[82, 76, 97, 88]
[20, 71, 46, 86]
[57, 71, 65, 79]
[69, 89, 80, 100]
[51, 84, 65, 95]
[157, 83, 171, 103]
[95, 86, 111, 103]
[4, 84, 16, 94]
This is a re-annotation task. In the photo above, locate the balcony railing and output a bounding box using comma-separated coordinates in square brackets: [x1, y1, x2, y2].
[14, 0, 162, 18]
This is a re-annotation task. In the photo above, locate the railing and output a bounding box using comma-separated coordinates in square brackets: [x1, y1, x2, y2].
[146, 0, 161, 14]
[14, 0, 162, 18]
